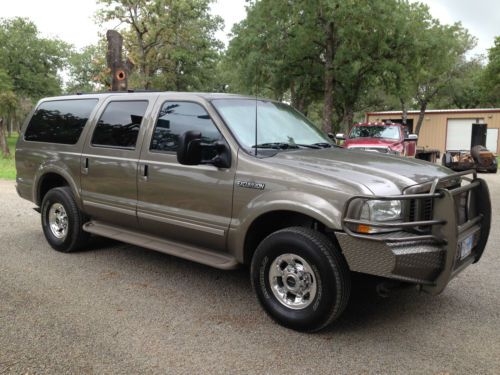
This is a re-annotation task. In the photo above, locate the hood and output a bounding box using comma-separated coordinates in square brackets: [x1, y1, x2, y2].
[266, 148, 454, 195]
[344, 138, 399, 147]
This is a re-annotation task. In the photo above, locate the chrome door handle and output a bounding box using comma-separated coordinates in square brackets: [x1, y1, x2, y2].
[82, 157, 89, 175]
[139, 164, 149, 181]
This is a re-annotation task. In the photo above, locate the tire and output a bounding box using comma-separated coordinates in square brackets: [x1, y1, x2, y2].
[41, 186, 90, 253]
[251, 227, 351, 332]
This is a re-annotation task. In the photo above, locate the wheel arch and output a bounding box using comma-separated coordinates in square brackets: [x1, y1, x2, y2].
[229, 192, 343, 265]
[34, 165, 81, 207]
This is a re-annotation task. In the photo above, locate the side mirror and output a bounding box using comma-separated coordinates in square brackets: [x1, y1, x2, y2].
[405, 134, 418, 142]
[336, 133, 345, 140]
[177, 131, 231, 168]
[209, 141, 231, 168]
[177, 131, 202, 165]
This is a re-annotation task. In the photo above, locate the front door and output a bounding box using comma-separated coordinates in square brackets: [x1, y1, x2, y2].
[81, 96, 154, 228]
[137, 99, 236, 251]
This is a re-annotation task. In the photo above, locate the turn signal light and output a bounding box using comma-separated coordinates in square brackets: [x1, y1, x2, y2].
[357, 224, 373, 234]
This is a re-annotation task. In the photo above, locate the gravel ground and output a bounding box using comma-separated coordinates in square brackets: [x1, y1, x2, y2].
[0, 174, 499, 374]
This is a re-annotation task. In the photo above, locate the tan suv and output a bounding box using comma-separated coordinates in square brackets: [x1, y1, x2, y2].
[15, 92, 491, 332]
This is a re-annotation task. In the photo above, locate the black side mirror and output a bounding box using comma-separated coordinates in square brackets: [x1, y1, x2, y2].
[210, 141, 231, 168]
[177, 131, 202, 165]
[177, 131, 232, 168]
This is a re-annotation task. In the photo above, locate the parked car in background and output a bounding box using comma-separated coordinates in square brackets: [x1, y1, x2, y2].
[336, 121, 418, 157]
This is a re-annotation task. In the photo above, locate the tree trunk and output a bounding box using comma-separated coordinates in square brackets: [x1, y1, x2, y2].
[0, 118, 11, 157]
[400, 97, 408, 126]
[290, 81, 308, 115]
[344, 106, 354, 132]
[7, 115, 12, 138]
[414, 101, 427, 136]
[106, 30, 130, 91]
[322, 21, 334, 134]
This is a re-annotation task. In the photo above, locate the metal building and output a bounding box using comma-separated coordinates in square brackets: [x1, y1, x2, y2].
[366, 109, 500, 154]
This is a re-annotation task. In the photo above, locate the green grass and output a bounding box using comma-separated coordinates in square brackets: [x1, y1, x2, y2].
[0, 134, 18, 180]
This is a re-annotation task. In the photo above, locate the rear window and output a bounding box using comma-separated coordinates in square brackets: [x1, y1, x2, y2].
[24, 99, 98, 144]
[91, 101, 148, 149]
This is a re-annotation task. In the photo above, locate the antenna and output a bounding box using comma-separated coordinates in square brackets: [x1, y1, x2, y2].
[254, 68, 259, 157]
[254, 93, 258, 156]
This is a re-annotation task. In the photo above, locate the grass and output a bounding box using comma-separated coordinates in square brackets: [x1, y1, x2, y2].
[0, 134, 18, 180]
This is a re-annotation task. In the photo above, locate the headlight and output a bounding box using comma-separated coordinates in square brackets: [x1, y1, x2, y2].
[360, 200, 402, 222]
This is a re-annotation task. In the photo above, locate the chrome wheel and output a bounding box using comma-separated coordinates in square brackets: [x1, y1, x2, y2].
[268, 253, 317, 310]
[48, 203, 68, 239]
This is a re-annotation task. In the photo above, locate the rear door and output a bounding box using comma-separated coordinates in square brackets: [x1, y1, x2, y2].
[137, 97, 236, 251]
[81, 95, 155, 228]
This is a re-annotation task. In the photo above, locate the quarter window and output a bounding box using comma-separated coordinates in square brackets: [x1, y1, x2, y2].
[24, 99, 98, 144]
[150, 101, 222, 154]
[92, 101, 148, 149]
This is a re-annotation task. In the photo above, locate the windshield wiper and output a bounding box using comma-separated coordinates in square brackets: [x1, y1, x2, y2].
[311, 142, 333, 148]
[251, 142, 299, 149]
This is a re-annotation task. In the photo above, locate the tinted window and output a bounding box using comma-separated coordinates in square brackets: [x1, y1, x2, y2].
[92, 101, 148, 149]
[150, 102, 222, 154]
[24, 99, 98, 144]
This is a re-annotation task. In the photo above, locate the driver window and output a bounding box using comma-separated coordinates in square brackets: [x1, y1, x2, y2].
[150, 101, 222, 154]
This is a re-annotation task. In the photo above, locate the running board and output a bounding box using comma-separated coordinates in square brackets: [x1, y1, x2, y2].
[83, 221, 239, 270]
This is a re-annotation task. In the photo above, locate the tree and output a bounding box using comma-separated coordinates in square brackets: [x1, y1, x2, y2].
[66, 44, 109, 93]
[411, 23, 475, 135]
[480, 36, 500, 107]
[0, 71, 17, 157]
[96, 0, 223, 91]
[227, 0, 424, 133]
[0, 17, 70, 99]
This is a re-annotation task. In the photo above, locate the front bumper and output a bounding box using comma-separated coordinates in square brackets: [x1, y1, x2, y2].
[336, 170, 491, 295]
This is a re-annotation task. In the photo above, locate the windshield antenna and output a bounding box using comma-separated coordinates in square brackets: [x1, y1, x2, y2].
[254, 94, 258, 156]
[255, 85, 259, 157]
[254, 66, 259, 157]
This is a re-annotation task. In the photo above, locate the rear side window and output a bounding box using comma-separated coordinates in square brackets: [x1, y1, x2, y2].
[24, 99, 98, 144]
[92, 101, 148, 149]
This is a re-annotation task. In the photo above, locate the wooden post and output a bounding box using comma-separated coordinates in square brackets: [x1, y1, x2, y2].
[106, 30, 133, 91]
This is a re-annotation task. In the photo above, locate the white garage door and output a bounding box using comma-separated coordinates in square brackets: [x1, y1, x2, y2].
[487, 128, 498, 153]
[446, 119, 483, 150]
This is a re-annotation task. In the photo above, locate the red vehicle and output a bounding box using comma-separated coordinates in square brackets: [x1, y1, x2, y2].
[337, 121, 418, 157]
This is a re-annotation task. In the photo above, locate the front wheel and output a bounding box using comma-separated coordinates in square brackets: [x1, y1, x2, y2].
[251, 227, 351, 332]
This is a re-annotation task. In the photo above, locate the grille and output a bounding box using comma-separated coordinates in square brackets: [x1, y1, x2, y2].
[350, 147, 389, 153]
[408, 198, 433, 222]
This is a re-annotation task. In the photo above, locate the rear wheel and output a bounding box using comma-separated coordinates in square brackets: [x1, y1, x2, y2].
[251, 227, 351, 332]
[41, 187, 90, 253]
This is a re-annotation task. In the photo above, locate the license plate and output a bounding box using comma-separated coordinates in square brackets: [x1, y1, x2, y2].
[459, 234, 474, 260]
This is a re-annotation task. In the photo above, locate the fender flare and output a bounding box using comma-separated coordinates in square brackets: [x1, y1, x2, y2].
[228, 190, 345, 262]
[33, 162, 81, 208]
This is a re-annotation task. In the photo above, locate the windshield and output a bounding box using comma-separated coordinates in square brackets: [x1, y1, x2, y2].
[349, 126, 400, 140]
[211, 99, 331, 153]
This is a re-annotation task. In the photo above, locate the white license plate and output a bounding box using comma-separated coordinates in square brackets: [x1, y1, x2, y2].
[459, 234, 474, 260]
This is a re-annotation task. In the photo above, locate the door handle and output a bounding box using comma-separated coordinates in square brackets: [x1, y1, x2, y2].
[140, 164, 149, 181]
[82, 157, 89, 175]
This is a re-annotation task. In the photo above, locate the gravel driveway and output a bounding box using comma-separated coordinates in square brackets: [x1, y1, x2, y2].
[1, 174, 499, 374]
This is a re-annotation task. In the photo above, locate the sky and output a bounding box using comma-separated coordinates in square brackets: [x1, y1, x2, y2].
[0, 0, 497, 57]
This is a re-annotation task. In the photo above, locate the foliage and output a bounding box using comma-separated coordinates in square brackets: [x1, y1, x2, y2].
[0, 18, 70, 99]
[96, 0, 224, 91]
[66, 43, 109, 93]
[225, 0, 478, 133]
[480, 37, 500, 107]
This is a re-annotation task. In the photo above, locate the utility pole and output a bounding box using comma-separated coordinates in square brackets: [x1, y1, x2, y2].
[106, 30, 134, 91]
